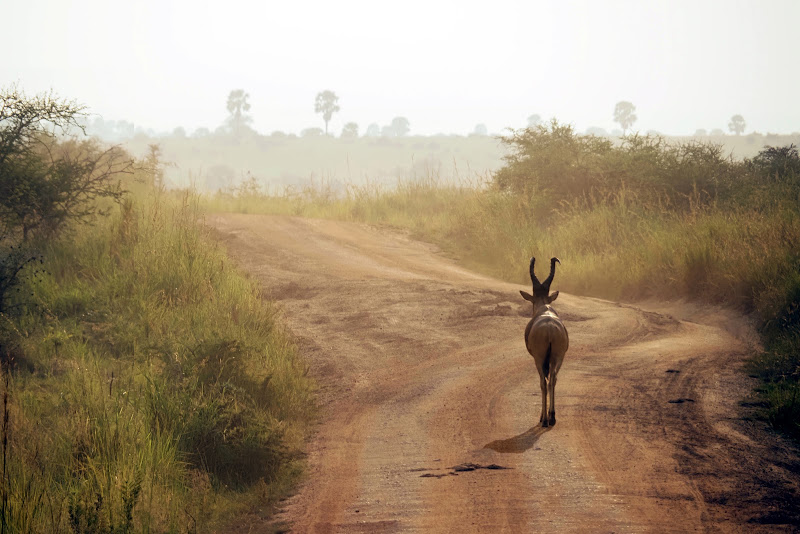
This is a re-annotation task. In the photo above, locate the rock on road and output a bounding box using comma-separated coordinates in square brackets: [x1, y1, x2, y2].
[210, 213, 800, 533]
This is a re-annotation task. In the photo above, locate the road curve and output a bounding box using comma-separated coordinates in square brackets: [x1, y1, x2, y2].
[209, 213, 800, 533]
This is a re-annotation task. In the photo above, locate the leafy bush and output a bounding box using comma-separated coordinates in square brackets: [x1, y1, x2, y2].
[0, 87, 132, 321]
[493, 120, 785, 215]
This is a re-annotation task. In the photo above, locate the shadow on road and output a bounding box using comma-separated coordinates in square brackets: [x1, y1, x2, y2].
[483, 425, 551, 453]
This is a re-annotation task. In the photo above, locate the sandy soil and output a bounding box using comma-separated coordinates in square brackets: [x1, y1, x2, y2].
[209, 213, 800, 533]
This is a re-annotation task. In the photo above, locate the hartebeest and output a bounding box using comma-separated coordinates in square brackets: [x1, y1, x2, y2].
[520, 257, 569, 427]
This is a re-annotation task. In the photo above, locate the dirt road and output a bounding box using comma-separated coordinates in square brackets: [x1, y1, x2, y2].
[210, 213, 800, 533]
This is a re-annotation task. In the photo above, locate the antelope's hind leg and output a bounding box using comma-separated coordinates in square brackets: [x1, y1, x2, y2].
[548, 374, 557, 426]
[539, 374, 548, 427]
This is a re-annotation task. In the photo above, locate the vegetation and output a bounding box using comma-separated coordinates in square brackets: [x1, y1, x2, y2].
[207, 121, 800, 442]
[225, 89, 253, 140]
[118, 126, 800, 198]
[341, 122, 359, 139]
[314, 91, 340, 136]
[729, 114, 746, 135]
[613, 101, 637, 134]
[0, 89, 314, 532]
[1, 87, 131, 319]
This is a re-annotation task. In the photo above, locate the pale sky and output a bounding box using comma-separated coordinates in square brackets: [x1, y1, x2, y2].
[3, 0, 798, 136]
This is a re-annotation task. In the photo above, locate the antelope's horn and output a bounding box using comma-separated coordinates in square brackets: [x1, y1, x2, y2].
[529, 257, 542, 287]
[542, 257, 560, 288]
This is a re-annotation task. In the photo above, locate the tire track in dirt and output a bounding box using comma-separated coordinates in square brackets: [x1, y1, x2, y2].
[210, 213, 800, 533]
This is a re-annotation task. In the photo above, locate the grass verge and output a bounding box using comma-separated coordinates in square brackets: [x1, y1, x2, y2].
[1, 179, 314, 532]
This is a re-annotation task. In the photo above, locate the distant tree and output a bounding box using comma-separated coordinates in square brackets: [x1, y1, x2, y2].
[527, 114, 542, 128]
[145, 143, 165, 188]
[301, 127, 324, 138]
[270, 130, 287, 139]
[192, 127, 210, 138]
[728, 114, 746, 135]
[390, 117, 410, 137]
[710, 128, 725, 136]
[380, 125, 394, 137]
[364, 123, 380, 137]
[613, 101, 637, 134]
[314, 90, 340, 135]
[116, 120, 134, 139]
[473, 123, 488, 136]
[341, 122, 359, 138]
[585, 126, 609, 136]
[226, 89, 252, 138]
[90, 117, 108, 138]
[172, 126, 186, 138]
[694, 129, 707, 136]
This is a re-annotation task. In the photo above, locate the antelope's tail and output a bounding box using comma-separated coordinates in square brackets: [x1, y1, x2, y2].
[543, 343, 552, 379]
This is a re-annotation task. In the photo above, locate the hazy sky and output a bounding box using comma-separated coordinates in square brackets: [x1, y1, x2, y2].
[3, 0, 798, 136]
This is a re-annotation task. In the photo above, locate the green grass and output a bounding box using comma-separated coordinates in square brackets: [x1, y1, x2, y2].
[203, 128, 800, 442]
[1, 177, 314, 532]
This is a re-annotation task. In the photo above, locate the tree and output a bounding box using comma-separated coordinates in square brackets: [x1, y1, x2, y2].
[226, 89, 252, 138]
[0, 86, 132, 313]
[473, 124, 488, 136]
[728, 114, 746, 135]
[751, 144, 800, 180]
[301, 127, 323, 138]
[613, 101, 637, 134]
[341, 122, 358, 138]
[314, 91, 340, 135]
[364, 123, 380, 137]
[585, 126, 609, 136]
[527, 114, 542, 128]
[390, 117, 410, 137]
[116, 120, 134, 139]
[694, 129, 707, 136]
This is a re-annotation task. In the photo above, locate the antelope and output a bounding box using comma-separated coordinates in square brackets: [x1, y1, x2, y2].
[520, 257, 569, 427]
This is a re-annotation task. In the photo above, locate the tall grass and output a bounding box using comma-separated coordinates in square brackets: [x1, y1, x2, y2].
[205, 127, 800, 441]
[1, 173, 314, 532]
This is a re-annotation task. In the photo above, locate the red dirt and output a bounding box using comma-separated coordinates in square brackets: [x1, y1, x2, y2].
[210, 213, 800, 533]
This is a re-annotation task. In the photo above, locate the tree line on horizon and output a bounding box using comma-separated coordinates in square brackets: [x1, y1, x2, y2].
[84, 89, 756, 143]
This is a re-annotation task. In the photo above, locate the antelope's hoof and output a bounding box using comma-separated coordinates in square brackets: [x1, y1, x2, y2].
[549, 416, 557, 426]
[541, 419, 549, 428]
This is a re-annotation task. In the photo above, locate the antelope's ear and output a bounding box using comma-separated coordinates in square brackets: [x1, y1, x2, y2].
[520, 290, 534, 302]
[547, 291, 560, 303]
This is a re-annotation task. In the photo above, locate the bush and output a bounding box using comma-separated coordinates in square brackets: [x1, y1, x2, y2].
[0, 87, 132, 320]
[493, 120, 773, 215]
